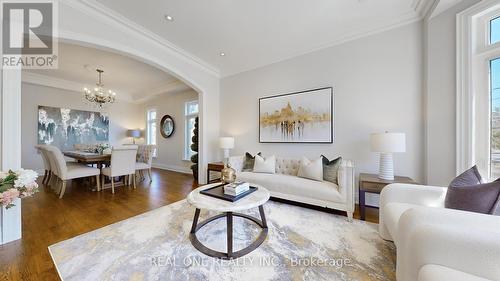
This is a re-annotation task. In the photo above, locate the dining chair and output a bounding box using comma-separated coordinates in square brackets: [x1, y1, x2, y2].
[101, 146, 138, 194]
[135, 145, 155, 183]
[45, 145, 101, 198]
[35, 145, 52, 185]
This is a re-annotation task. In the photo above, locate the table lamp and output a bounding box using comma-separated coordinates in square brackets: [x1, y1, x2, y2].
[370, 132, 406, 180]
[219, 137, 235, 161]
[127, 129, 141, 144]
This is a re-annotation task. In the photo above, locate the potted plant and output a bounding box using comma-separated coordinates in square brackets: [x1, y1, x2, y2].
[190, 117, 199, 181]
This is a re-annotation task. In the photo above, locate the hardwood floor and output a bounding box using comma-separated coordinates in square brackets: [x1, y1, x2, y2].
[0, 168, 378, 281]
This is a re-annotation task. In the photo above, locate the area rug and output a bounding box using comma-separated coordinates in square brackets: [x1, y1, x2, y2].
[49, 200, 396, 281]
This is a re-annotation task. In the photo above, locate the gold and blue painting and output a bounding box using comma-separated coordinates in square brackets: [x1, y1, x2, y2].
[38, 105, 109, 150]
[259, 87, 333, 143]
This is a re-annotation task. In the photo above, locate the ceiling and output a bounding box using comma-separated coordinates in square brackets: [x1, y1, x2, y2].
[95, 0, 434, 76]
[25, 42, 190, 102]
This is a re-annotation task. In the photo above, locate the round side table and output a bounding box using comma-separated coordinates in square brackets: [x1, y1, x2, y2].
[187, 183, 270, 259]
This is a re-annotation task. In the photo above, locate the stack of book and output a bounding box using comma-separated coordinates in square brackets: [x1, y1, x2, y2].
[224, 181, 250, 196]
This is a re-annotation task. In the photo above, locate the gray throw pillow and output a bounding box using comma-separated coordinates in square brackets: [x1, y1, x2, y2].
[321, 155, 342, 184]
[445, 166, 500, 215]
[242, 152, 261, 172]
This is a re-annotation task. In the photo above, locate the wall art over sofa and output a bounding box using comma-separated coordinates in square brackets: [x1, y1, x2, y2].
[259, 87, 333, 143]
[38, 105, 109, 150]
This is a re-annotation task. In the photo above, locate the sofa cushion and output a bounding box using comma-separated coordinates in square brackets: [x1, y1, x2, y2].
[242, 152, 261, 171]
[297, 157, 323, 181]
[237, 172, 342, 203]
[322, 155, 342, 184]
[275, 157, 301, 176]
[253, 155, 276, 174]
[449, 165, 483, 187]
[382, 202, 418, 245]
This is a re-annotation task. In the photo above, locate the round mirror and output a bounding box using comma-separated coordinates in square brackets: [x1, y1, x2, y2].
[160, 115, 175, 138]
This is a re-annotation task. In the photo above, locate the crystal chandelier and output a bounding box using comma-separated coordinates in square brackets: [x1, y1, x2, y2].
[83, 69, 116, 108]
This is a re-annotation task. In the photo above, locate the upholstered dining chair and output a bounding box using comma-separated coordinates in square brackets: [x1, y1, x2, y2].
[45, 145, 101, 198]
[35, 145, 52, 185]
[101, 146, 138, 194]
[135, 144, 155, 183]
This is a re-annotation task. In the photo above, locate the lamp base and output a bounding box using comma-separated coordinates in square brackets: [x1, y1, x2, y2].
[378, 153, 394, 181]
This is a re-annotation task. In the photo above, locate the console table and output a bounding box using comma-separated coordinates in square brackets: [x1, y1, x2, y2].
[359, 173, 416, 221]
[207, 162, 224, 183]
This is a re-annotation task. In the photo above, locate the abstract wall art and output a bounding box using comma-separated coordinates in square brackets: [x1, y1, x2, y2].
[38, 106, 109, 150]
[259, 87, 333, 143]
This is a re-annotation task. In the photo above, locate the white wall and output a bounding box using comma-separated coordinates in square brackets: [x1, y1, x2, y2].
[220, 22, 424, 185]
[21, 82, 144, 171]
[425, 0, 481, 186]
[141, 90, 199, 174]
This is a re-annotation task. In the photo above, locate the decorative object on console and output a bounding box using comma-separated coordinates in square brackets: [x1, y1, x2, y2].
[160, 115, 175, 138]
[297, 157, 323, 181]
[259, 87, 333, 143]
[322, 155, 342, 184]
[370, 132, 406, 180]
[126, 129, 141, 144]
[190, 117, 199, 180]
[224, 181, 250, 196]
[219, 137, 236, 183]
[253, 155, 276, 174]
[445, 166, 500, 215]
[83, 69, 116, 108]
[0, 169, 39, 209]
[243, 152, 261, 171]
[38, 105, 109, 151]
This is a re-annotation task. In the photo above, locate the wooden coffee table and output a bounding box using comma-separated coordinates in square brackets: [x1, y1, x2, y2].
[187, 183, 270, 259]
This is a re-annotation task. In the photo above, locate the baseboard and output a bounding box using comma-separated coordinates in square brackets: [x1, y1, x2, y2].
[151, 163, 191, 174]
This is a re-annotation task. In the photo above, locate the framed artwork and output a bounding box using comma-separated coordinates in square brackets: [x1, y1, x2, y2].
[38, 105, 109, 150]
[259, 87, 333, 143]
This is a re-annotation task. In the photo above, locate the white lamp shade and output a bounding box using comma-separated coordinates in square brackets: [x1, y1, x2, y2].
[219, 137, 235, 149]
[127, 129, 141, 138]
[370, 132, 406, 153]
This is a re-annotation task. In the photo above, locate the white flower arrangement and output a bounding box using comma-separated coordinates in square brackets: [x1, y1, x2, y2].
[0, 169, 39, 209]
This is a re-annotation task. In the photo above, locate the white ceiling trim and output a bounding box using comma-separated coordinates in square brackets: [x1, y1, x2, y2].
[222, 3, 432, 78]
[65, 0, 220, 78]
[132, 80, 191, 103]
[22, 72, 134, 102]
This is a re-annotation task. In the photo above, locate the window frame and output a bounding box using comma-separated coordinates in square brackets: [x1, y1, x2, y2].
[184, 100, 198, 161]
[146, 108, 157, 157]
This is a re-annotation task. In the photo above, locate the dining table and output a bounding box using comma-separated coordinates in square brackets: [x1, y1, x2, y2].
[63, 151, 127, 191]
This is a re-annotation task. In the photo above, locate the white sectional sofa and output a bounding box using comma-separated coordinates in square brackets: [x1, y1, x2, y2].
[228, 155, 355, 220]
[379, 183, 500, 281]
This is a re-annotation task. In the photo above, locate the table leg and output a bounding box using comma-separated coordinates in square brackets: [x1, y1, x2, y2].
[360, 190, 366, 221]
[259, 205, 267, 228]
[207, 169, 210, 183]
[190, 208, 200, 233]
[227, 212, 233, 257]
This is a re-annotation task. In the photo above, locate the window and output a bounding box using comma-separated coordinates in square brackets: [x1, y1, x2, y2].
[147, 108, 157, 157]
[491, 17, 500, 45]
[184, 100, 198, 160]
[457, 2, 500, 179]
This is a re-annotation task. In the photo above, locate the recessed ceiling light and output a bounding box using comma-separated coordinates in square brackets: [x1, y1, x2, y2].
[164, 14, 174, 22]
[219, 52, 226, 57]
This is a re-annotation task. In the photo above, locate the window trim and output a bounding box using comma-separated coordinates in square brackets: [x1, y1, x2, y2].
[183, 100, 198, 161]
[457, 0, 500, 178]
[146, 107, 157, 157]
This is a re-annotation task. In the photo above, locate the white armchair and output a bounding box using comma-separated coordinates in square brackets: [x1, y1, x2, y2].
[380, 183, 500, 281]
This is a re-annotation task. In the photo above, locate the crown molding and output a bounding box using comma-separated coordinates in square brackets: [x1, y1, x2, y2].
[64, 0, 220, 78]
[21, 72, 135, 102]
[412, 0, 436, 19]
[132, 80, 192, 103]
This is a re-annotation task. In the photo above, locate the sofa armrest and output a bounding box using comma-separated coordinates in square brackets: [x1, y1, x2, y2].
[228, 155, 244, 173]
[337, 159, 355, 215]
[379, 184, 447, 240]
[397, 207, 500, 281]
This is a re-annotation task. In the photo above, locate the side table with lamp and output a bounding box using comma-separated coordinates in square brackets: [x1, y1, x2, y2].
[126, 129, 141, 144]
[359, 132, 416, 221]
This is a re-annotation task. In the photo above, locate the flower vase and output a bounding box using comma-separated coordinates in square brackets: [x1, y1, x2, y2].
[0, 198, 22, 245]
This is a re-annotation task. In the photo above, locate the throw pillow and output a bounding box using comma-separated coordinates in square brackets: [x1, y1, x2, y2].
[321, 155, 342, 184]
[242, 152, 261, 171]
[297, 157, 323, 181]
[253, 155, 276, 174]
[445, 166, 500, 214]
